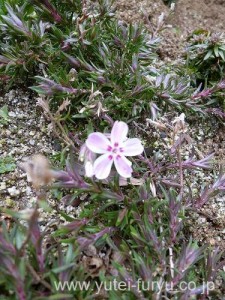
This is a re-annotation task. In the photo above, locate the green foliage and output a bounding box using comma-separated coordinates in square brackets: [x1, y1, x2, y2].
[0, 156, 16, 173]
[1, 184, 223, 299]
[0, 105, 10, 124]
[1, 0, 221, 122]
[186, 30, 225, 85]
[0, 0, 162, 118]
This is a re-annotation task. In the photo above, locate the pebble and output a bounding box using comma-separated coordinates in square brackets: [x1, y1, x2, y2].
[26, 186, 32, 195]
[198, 217, 206, 224]
[29, 139, 35, 145]
[209, 238, 216, 245]
[0, 182, 7, 190]
[7, 186, 20, 197]
[8, 111, 16, 117]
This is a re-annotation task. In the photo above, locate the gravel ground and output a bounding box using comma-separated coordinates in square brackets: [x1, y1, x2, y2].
[0, 90, 54, 209]
[115, 0, 225, 58]
[0, 92, 49, 240]
[0, 90, 80, 231]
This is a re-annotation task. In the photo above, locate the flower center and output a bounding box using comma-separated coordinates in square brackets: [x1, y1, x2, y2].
[107, 142, 124, 156]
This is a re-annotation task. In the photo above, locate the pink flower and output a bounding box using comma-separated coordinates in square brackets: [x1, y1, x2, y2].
[79, 144, 96, 177]
[85, 121, 144, 179]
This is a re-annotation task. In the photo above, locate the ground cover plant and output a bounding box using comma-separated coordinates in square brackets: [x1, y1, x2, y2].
[0, 0, 225, 299]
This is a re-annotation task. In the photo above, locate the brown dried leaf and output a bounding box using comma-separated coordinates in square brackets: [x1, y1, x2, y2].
[56, 98, 71, 115]
[19, 154, 53, 189]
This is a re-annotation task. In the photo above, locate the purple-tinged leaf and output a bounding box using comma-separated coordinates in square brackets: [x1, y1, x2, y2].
[205, 108, 225, 119]
[168, 196, 182, 243]
[62, 218, 88, 232]
[29, 210, 44, 272]
[77, 227, 115, 250]
[172, 242, 206, 286]
[37, 0, 62, 23]
[183, 153, 214, 170]
[0, 233, 16, 255]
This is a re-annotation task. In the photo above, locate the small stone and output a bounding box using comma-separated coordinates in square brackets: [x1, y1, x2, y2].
[29, 131, 35, 136]
[26, 186, 32, 195]
[29, 139, 35, 145]
[209, 238, 215, 246]
[17, 114, 25, 119]
[198, 217, 206, 224]
[199, 129, 204, 136]
[7, 186, 20, 197]
[8, 90, 16, 101]
[8, 111, 16, 117]
[0, 182, 6, 190]
[5, 197, 15, 207]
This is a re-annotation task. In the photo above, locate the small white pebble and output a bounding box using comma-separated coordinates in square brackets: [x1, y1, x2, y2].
[8, 111, 16, 117]
[26, 186, 32, 195]
[0, 182, 6, 190]
[29, 139, 35, 145]
[7, 186, 20, 197]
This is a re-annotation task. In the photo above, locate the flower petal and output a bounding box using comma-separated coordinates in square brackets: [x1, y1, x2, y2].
[79, 144, 87, 162]
[93, 154, 113, 179]
[86, 132, 110, 154]
[114, 155, 132, 178]
[111, 121, 128, 145]
[85, 161, 94, 177]
[122, 138, 144, 156]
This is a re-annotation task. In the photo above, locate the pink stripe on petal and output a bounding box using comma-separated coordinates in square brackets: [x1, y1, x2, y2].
[86, 132, 111, 154]
[114, 155, 132, 178]
[122, 138, 144, 156]
[111, 121, 128, 145]
[93, 154, 114, 179]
